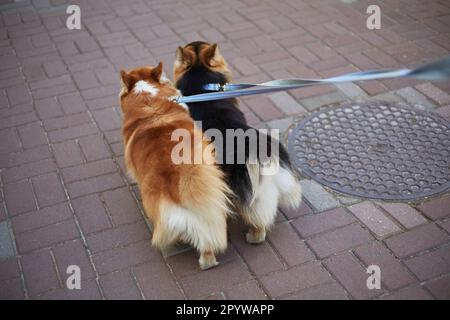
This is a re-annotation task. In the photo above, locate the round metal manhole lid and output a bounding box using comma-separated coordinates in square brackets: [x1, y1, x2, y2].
[288, 101, 450, 201]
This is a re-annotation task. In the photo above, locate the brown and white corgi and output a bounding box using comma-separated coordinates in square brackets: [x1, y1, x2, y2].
[173, 42, 302, 244]
[119, 62, 232, 270]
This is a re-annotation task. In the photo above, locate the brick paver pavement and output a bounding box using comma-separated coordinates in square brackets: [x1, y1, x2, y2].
[1, 0, 449, 300]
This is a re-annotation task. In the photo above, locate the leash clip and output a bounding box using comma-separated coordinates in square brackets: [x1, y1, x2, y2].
[169, 96, 181, 103]
[203, 83, 228, 91]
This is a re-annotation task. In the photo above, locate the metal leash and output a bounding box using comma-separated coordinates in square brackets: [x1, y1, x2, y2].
[175, 55, 450, 104]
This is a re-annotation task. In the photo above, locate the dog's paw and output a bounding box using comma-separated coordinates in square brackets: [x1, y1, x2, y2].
[246, 227, 266, 244]
[199, 252, 219, 270]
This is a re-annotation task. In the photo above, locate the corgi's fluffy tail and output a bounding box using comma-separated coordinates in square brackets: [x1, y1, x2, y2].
[151, 162, 232, 254]
[238, 134, 302, 242]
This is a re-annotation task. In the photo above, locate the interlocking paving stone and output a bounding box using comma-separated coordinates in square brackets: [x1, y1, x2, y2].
[378, 202, 428, 229]
[0, 207, 6, 223]
[91, 240, 159, 276]
[396, 87, 436, 110]
[349, 202, 401, 238]
[279, 201, 313, 219]
[380, 286, 434, 300]
[86, 221, 150, 254]
[438, 219, 450, 234]
[35, 97, 64, 119]
[266, 116, 294, 133]
[281, 282, 349, 300]
[230, 233, 284, 276]
[224, 280, 268, 300]
[268, 222, 315, 267]
[60, 158, 117, 183]
[307, 223, 374, 258]
[71, 194, 113, 234]
[260, 261, 333, 298]
[268, 92, 307, 115]
[301, 91, 348, 111]
[415, 83, 450, 106]
[43, 112, 91, 131]
[366, 91, 403, 103]
[4, 179, 36, 216]
[404, 245, 450, 281]
[100, 270, 143, 300]
[32, 172, 66, 208]
[231, 57, 260, 76]
[11, 202, 72, 234]
[0, 145, 51, 169]
[78, 134, 111, 161]
[325, 251, 385, 299]
[15, 219, 80, 253]
[385, 223, 449, 258]
[354, 241, 416, 290]
[0, 258, 20, 282]
[417, 195, 450, 220]
[245, 95, 283, 122]
[58, 92, 88, 114]
[17, 122, 47, 149]
[0, 278, 25, 300]
[167, 246, 239, 280]
[47, 123, 98, 143]
[52, 140, 85, 168]
[2, 158, 57, 183]
[291, 207, 355, 238]
[34, 279, 102, 300]
[0, 128, 21, 154]
[66, 173, 124, 198]
[290, 84, 336, 100]
[132, 259, 184, 300]
[52, 239, 96, 281]
[436, 105, 450, 119]
[335, 82, 368, 100]
[0, 111, 37, 130]
[102, 187, 142, 225]
[335, 194, 361, 206]
[425, 274, 450, 299]
[92, 108, 122, 132]
[179, 257, 253, 299]
[21, 248, 60, 297]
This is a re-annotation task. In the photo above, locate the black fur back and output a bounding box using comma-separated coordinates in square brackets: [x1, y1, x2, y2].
[176, 53, 294, 208]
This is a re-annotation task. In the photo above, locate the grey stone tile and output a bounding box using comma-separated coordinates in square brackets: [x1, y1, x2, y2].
[395, 87, 436, 110]
[301, 92, 348, 111]
[0, 222, 15, 259]
[300, 179, 340, 212]
[336, 83, 368, 100]
[266, 116, 294, 133]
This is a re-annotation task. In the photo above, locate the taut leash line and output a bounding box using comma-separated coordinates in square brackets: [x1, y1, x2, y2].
[175, 55, 450, 104]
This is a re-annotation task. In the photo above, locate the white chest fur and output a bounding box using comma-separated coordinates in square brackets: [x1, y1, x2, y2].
[133, 80, 159, 96]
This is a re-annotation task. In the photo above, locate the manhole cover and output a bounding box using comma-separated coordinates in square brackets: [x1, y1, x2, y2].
[288, 101, 450, 201]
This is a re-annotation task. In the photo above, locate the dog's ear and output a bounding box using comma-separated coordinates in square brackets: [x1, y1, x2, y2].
[151, 62, 163, 82]
[175, 46, 192, 67]
[203, 43, 223, 67]
[175, 46, 184, 62]
[120, 70, 133, 92]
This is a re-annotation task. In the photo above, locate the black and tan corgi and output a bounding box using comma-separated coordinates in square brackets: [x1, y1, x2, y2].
[173, 42, 302, 243]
